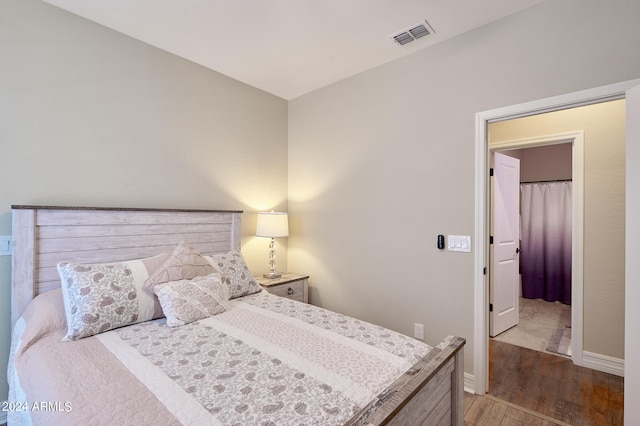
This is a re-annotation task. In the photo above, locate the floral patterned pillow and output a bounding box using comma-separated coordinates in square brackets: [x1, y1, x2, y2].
[57, 254, 171, 341]
[206, 251, 262, 299]
[57, 262, 141, 341]
[153, 273, 229, 327]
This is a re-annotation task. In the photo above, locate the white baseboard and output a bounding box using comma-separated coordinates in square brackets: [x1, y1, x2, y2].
[464, 372, 475, 394]
[582, 351, 624, 377]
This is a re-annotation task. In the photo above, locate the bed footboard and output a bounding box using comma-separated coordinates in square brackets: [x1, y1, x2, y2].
[347, 335, 465, 426]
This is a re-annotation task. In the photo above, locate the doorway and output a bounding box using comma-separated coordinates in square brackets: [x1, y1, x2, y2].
[472, 79, 638, 395]
[490, 141, 575, 361]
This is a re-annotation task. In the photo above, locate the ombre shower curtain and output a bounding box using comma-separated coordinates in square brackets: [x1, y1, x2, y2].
[520, 181, 572, 305]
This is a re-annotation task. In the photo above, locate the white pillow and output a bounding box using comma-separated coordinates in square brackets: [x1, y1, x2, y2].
[144, 241, 219, 291]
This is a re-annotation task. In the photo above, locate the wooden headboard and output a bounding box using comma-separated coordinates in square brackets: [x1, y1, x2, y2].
[11, 205, 243, 326]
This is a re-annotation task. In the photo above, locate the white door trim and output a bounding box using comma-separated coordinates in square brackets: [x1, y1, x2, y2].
[490, 131, 584, 368]
[473, 78, 640, 395]
[624, 83, 640, 423]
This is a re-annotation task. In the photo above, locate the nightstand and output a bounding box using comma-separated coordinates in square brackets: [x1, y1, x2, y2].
[255, 273, 309, 303]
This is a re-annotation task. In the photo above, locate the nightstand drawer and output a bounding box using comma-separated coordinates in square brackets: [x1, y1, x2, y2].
[255, 273, 309, 303]
[266, 280, 305, 302]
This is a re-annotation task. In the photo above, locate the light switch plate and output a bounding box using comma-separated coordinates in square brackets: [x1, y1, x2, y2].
[0, 236, 12, 256]
[447, 235, 471, 252]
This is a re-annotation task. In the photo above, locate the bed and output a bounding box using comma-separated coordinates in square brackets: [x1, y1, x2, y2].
[8, 205, 465, 426]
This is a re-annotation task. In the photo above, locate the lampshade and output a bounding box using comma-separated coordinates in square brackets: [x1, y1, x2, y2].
[256, 211, 289, 238]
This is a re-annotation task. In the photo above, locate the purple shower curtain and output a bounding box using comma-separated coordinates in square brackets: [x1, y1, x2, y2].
[520, 182, 572, 305]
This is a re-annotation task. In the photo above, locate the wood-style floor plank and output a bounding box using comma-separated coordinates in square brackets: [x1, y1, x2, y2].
[488, 339, 624, 425]
[503, 406, 544, 426]
[464, 393, 567, 426]
[465, 395, 508, 425]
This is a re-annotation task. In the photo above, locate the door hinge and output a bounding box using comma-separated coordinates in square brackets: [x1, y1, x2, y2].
[483, 267, 487, 275]
[489, 236, 494, 244]
[489, 168, 494, 176]
[489, 303, 493, 312]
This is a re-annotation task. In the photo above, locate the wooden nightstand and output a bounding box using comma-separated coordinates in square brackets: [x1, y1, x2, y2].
[255, 273, 309, 303]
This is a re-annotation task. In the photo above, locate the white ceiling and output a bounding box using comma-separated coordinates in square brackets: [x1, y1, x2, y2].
[43, 0, 546, 100]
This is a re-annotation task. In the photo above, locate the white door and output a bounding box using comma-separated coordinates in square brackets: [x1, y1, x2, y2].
[490, 152, 521, 337]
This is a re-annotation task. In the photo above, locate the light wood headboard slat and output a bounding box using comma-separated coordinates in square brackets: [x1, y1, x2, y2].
[37, 267, 73, 284]
[38, 281, 65, 295]
[36, 241, 235, 267]
[36, 231, 232, 254]
[11, 207, 243, 327]
[37, 223, 231, 240]
[34, 209, 235, 226]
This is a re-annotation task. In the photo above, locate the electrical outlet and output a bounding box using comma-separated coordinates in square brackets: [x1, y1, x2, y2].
[414, 323, 424, 340]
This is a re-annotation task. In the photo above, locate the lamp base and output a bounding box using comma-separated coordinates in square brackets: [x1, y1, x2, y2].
[263, 272, 282, 279]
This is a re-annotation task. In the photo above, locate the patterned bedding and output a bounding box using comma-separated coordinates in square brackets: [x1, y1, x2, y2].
[8, 290, 432, 426]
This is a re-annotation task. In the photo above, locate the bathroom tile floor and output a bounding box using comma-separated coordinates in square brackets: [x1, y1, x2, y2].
[491, 297, 571, 356]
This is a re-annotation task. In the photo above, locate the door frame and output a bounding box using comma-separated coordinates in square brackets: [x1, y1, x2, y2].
[473, 78, 640, 394]
[490, 132, 584, 365]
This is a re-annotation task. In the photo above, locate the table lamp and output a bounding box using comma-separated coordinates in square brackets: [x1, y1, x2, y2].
[256, 211, 289, 279]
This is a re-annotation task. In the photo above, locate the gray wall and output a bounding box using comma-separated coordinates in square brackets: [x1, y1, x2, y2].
[288, 0, 640, 378]
[517, 144, 573, 183]
[0, 0, 288, 403]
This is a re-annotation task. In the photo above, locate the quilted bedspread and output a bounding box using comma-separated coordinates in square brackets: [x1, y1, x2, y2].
[9, 291, 432, 426]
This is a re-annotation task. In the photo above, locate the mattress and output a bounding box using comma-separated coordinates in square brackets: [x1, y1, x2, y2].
[8, 290, 432, 426]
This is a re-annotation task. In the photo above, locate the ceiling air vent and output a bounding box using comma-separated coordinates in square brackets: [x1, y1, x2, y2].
[390, 20, 435, 46]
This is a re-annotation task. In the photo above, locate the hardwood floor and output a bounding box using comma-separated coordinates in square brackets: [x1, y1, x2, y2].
[488, 339, 624, 425]
[465, 392, 569, 425]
